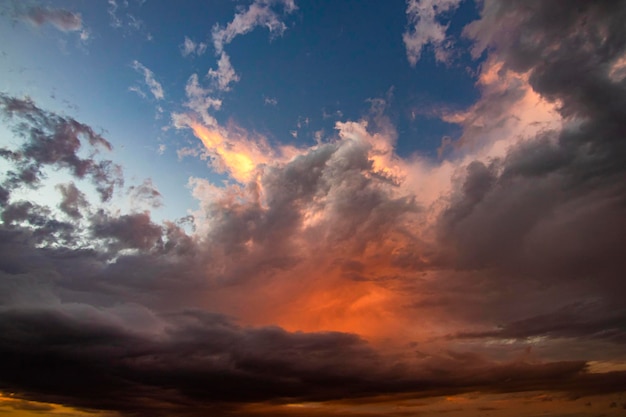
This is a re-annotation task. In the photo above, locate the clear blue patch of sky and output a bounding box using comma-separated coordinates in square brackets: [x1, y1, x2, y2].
[218, 0, 484, 158]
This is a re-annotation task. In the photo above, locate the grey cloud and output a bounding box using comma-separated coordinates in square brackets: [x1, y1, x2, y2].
[454, 302, 626, 345]
[427, 0, 626, 359]
[0, 94, 122, 202]
[92, 211, 164, 251]
[22, 6, 83, 32]
[1, 304, 622, 417]
[128, 178, 163, 209]
[57, 182, 89, 219]
[440, 0, 626, 271]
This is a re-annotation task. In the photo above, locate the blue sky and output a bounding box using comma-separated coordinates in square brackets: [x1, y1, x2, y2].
[2, 1, 626, 416]
[1, 0, 482, 222]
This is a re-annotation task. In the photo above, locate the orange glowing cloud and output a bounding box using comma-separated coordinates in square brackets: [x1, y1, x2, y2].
[189, 121, 269, 183]
[180, 57, 567, 346]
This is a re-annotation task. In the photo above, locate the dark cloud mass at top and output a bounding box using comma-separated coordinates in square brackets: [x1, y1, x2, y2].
[1, 0, 626, 416]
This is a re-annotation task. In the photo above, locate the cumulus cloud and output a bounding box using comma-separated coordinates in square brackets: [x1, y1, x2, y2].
[132, 60, 165, 100]
[403, 0, 462, 65]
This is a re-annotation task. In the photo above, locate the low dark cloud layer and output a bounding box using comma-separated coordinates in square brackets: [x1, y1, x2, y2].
[1, 305, 625, 416]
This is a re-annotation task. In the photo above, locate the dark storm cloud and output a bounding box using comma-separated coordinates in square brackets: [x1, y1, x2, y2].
[430, 0, 626, 344]
[454, 302, 626, 345]
[1, 304, 624, 417]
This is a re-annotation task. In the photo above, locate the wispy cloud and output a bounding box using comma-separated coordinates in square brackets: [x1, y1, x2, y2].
[180, 36, 207, 57]
[207, 52, 240, 91]
[264, 96, 278, 106]
[206, 0, 297, 91]
[403, 0, 462, 66]
[211, 0, 297, 54]
[173, 73, 222, 128]
[132, 60, 164, 100]
[107, 0, 150, 39]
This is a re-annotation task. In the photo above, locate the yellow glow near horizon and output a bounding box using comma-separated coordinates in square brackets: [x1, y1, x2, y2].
[0, 392, 114, 417]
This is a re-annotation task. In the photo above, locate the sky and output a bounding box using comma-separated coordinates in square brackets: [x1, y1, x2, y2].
[1, 0, 626, 416]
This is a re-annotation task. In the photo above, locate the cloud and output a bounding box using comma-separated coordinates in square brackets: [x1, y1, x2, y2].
[2, 69, 626, 414]
[56, 182, 89, 219]
[211, 0, 297, 54]
[3, 303, 618, 416]
[107, 0, 149, 38]
[0, 93, 122, 202]
[93, 211, 164, 251]
[3, 0, 626, 414]
[21, 6, 83, 32]
[403, 0, 462, 66]
[203, 0, 297, 92]
[181, 36, 207, 57]
[128, 178, 163, 210]
[183, 121, 279, 183]
[414, 0, 626, 358]
[172, 73, 223, 129]
[208, 52, 240, 92]
[132, 60, 165, 100]
[454, 302, 626, 345]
